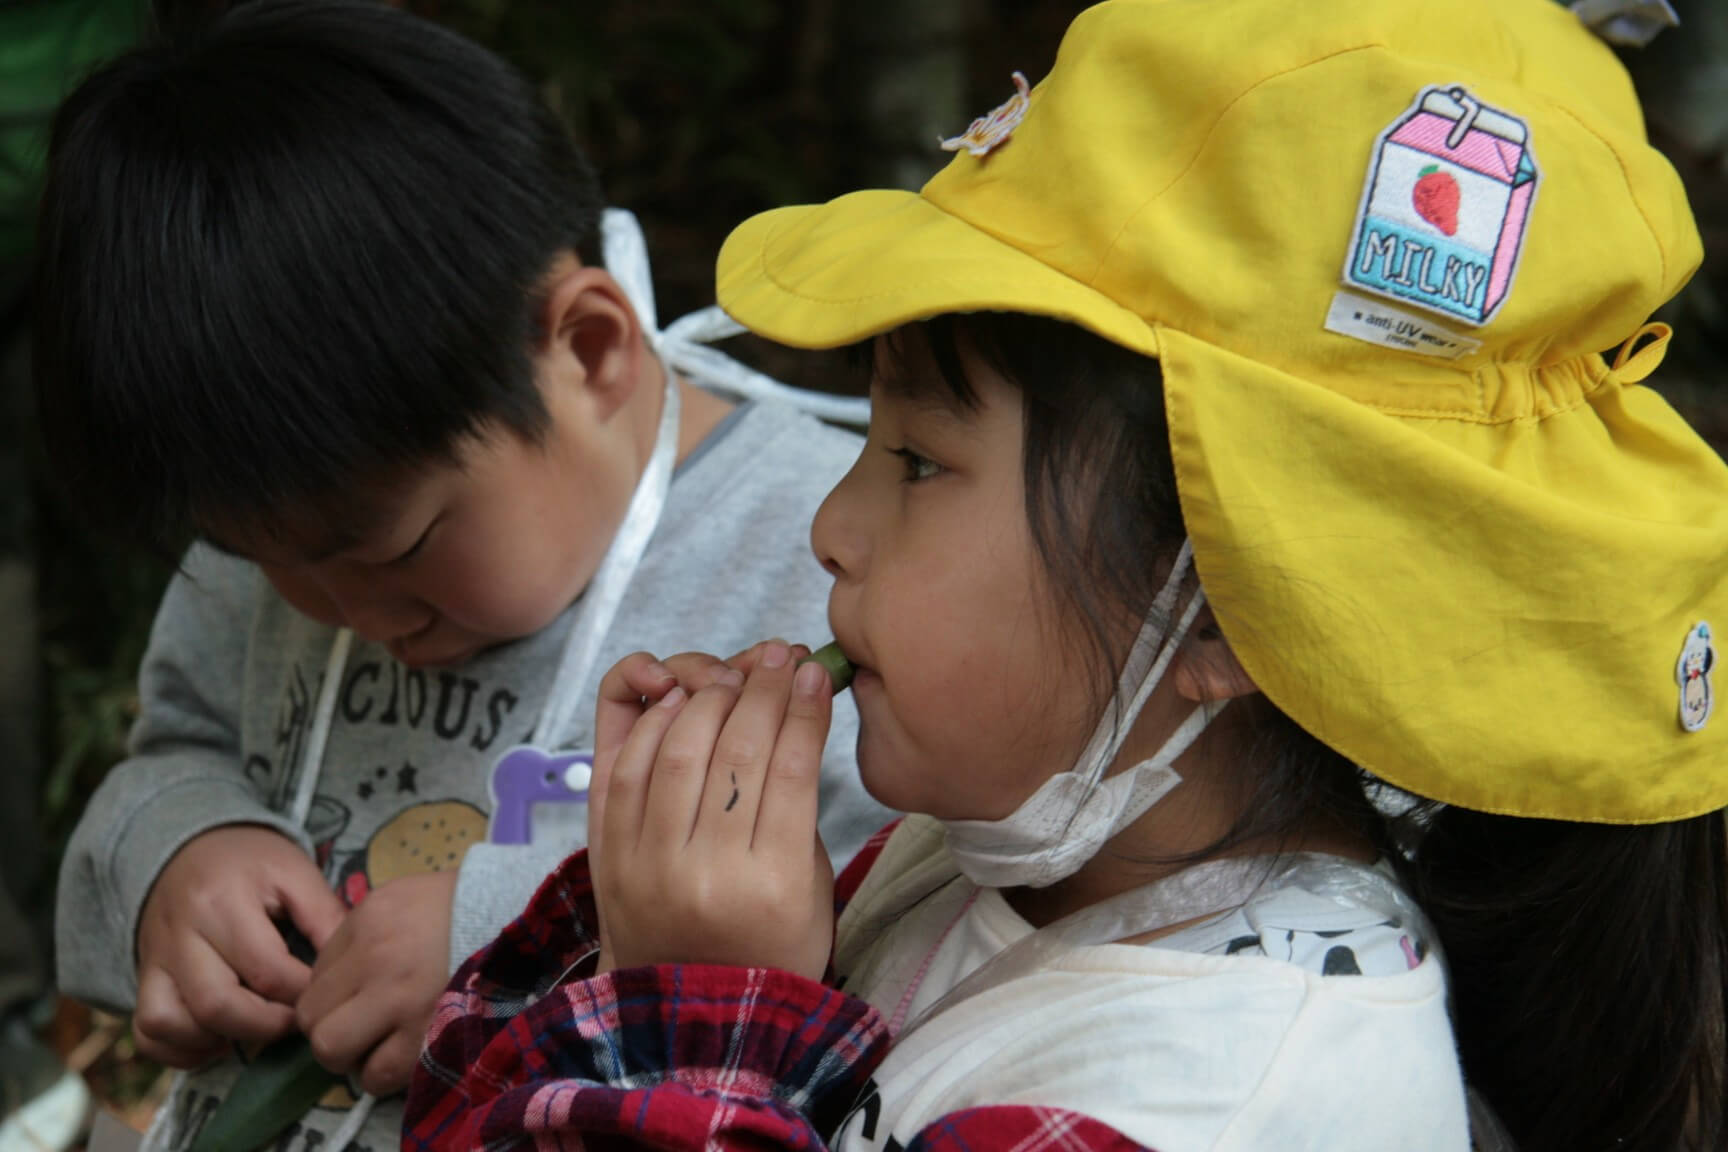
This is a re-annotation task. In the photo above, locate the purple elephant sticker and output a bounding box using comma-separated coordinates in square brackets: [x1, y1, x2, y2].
[487, 745, 593, 846]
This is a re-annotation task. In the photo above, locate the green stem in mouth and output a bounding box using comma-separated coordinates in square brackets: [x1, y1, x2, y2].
[799, 641, 855, 692]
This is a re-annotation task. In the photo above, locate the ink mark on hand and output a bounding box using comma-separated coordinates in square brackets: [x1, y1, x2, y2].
[725, 772, 740, 812]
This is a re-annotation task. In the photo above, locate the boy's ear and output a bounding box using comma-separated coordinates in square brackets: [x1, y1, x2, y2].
[536, 256, 650, 421]
[1173, 608, 1260, 703]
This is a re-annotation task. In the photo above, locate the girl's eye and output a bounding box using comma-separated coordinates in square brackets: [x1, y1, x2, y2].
[890, 446, 943, 484]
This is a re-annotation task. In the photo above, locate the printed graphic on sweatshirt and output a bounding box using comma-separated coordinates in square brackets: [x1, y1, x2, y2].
[1344, 85, 1538, 326]
[246, 656, 529, 844]
[332, 659, 525, 750]
[329, 798, 489, 905]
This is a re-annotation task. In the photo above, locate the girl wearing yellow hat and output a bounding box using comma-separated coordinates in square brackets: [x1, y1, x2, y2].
[405, 1, 1727, 1150]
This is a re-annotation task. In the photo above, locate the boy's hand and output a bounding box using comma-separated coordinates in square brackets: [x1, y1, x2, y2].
[135, 825, 347, 1068]
[590, 641, 836, 981]
[295, 870, 457, 1098]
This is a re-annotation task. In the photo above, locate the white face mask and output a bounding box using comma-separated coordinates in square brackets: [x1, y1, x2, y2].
[941, 541, 1225, 889]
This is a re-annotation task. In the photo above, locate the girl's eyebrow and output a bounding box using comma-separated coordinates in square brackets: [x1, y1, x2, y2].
[905, 391, 972, 421]
[871, 380, 980, 438]
[872, 360, 978, 419]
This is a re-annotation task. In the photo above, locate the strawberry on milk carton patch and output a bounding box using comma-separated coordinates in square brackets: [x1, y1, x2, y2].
[1345, 86, 1538, 327]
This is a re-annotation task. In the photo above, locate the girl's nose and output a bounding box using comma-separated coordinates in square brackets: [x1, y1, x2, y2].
[810, 461, 866, 580]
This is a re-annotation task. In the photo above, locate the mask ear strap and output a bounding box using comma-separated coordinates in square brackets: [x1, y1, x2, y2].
[1124, 696, 1227, 779]
[1070, 541, 1201, 790]
[1091, 694, 1230, 846]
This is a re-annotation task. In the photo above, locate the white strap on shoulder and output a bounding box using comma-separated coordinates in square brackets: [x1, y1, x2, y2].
[602, 208, 870, 427]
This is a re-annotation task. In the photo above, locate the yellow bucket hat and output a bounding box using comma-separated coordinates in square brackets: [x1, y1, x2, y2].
[716, 0, 1728, 824]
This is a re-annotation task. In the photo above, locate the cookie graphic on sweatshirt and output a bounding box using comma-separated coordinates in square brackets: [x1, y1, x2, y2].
[365, 799, 487, 888]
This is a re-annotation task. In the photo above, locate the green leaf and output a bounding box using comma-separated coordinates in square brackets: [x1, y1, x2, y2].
[187, 1036, 343, 1152]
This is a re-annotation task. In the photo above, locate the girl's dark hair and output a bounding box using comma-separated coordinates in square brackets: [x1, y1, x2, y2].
[888, 311, 1727, 1152]
[1414, 806, 1726, 1151]
[33, 0, 605, 553]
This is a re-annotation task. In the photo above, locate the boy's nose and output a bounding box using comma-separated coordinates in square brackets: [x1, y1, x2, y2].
[307, 571, 435, 646]
[335, 596, 435, 648]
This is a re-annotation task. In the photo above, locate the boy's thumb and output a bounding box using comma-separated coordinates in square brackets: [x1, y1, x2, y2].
[277, 869, 349, 953]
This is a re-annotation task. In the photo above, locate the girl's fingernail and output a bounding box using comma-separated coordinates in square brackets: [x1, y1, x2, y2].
[761, 641, 791, 669]
[717, 668, 746, 689]
[795, 661, 829, 697]
[658, 686, 687, 709]
[646, 661, 674, 682]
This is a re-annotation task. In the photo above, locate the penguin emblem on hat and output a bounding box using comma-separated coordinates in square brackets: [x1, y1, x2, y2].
[1677, 622, 1715, 733]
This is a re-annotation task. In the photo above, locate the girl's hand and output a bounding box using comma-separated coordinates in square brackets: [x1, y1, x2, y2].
[589, 641, 836, 981]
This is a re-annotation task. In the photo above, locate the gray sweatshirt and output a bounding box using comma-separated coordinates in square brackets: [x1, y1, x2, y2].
[56, 398, 891, 1152]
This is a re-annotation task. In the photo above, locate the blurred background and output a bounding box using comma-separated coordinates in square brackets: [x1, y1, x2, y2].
[1, 0, 1724, 1138]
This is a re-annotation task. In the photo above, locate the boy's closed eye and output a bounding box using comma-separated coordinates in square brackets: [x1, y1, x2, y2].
[379, 518, 439, 567]
[343, 514, 444, 569]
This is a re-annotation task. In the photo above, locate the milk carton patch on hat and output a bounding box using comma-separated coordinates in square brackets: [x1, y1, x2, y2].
[1345, 86, 1539, 327]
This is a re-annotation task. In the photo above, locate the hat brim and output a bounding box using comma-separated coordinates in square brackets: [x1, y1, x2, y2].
[1161, 324, 1728, 823]
[717, 189, 1160, 358]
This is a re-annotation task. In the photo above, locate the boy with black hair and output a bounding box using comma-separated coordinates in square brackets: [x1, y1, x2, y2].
[36, 3, 887, 1149]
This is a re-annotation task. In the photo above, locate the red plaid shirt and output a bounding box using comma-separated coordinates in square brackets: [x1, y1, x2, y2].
[404, 824, 1151, 1151]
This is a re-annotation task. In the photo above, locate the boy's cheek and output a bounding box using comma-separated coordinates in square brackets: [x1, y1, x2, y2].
[259, 566, 344, 629]
[421, 580, 582, 652]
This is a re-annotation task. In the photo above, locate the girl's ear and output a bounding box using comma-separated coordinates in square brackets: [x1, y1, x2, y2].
[535, 256, 650, 421]
[1173, 608, 1260, 703]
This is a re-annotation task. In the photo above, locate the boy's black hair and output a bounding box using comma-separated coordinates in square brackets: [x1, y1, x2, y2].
[33, 0, 605, 554]
[882, 312, 1728, 1152]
